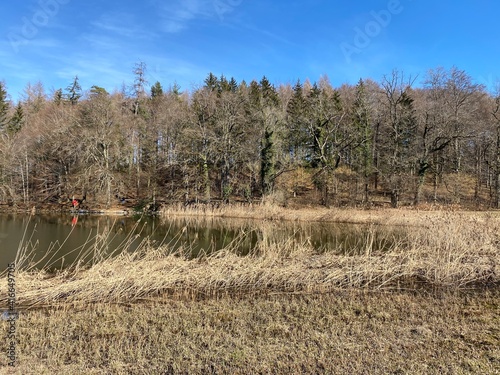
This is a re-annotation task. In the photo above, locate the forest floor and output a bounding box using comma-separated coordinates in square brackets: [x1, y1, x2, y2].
[0, 206, 498, 374]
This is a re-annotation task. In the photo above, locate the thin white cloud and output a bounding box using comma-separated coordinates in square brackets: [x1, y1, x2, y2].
[80, 33, 121, 51]
[91, 12, 158, 39]
[54, 53, 133, 90]
[158, 0, 215, 33]
[3, 32, 63, 55]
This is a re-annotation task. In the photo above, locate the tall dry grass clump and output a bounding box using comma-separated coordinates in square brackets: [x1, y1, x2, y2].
[0, 211, 497, 309]
[160, 201, 296, 221]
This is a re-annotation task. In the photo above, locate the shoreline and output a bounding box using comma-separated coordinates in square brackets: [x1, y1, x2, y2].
[2, 201, 499, 221]
[1, 208, 498, 310]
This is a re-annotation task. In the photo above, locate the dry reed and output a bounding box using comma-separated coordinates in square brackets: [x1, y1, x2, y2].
[1, 211, 497, 309]
[0, 210, 498, 374]
[1, 290, 498, 374]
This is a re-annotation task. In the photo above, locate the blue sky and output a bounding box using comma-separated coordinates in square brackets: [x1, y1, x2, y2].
[1, 0, 499, 102]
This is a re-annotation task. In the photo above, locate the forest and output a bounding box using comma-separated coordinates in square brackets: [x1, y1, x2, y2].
[0, 64, 499, 210]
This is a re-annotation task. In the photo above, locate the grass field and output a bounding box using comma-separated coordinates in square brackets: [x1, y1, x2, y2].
[0, 207, 498, 374]
[0, 290, 498, 374]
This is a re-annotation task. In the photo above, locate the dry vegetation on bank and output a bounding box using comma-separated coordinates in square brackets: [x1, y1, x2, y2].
[0, 208, 498, 373]
[0, 291, 498, 374]
[2, 209, 498, 308]
[159, 201, 498, 225]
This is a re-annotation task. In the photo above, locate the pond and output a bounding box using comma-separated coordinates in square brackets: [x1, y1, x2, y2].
[0, 213, 402, 272]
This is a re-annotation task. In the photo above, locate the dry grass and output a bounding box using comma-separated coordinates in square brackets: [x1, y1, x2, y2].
[0, 291, 498, 374]
[0, 211, 498, 309]
[0, 209, 498, 373]
[160, 201, 499, 225]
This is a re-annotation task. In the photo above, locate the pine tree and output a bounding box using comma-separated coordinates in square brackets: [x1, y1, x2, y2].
[170, 82, 181, 96]
[8, 102, 24, 135]
[352, 79, 373, 202]
[248, 80, 261, 107]
[0, 82, 9, 131]
[90, 85, 108, 97]
[247, 76, 281, 196]
[151, 81, 164, 98]
[307, 83, 324, 168]
[66, 76, 82, 105]
[204, 72, 219, 92]
[260, 76, 279, 107]
[219, 75, 231, 93]
[53, 88, 63, 105]
[286, 80, 308, 161]
[261, 128, 275, 195]
[228, 77, 238, 93]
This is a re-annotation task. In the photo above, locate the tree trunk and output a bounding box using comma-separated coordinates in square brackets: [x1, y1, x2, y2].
[495, 124, 500, 208]
[202, 155, 210, 202]
[390, 189, 399, 208]
[414, 160, 429, 205]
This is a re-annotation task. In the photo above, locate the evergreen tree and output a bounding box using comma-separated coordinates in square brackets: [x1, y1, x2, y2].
[247, 76, 281, 195]
[53, 88, 63, 105]
[307, 83, 324, 168]
[171, 82, 182, 96]
[261, 128, 275, 194]
[151, 81, 164, 98]
[260, 76, 279, 107]
[89, 85, 108, 97]
[204, 72, 219, 92]
[8, 102, 24, 135]
[219, 75, 231, 93]
[0, 82, 8, 131]
[352, 79, 373, 202]
[228, 77, 238, 93]
[248, 80, 261, 107]
[286, 80, 308, 161]
[66, 76, 82, 105]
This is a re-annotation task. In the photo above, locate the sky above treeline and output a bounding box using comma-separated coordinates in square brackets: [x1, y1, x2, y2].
[1, 0, 499, 102]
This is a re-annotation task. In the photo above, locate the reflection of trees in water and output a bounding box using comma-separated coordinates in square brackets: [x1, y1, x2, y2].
[154, 216, 403, 255]
[0, 214, 405, 272]
[250, 221, 402, 255]
[169, 217, 258, 256]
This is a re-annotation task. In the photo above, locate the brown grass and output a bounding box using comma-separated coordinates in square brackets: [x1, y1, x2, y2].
[0, 290, 498, 374]
[160, 201, 500, 225]
[0, 209, 498, 373]
[1, 210, 498, 309]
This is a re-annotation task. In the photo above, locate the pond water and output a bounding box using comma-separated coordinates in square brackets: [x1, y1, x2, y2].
[0, 213, 402, 272]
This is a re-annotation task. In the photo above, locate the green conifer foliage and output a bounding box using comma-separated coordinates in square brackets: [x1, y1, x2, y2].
[8, 102, 24, 135]
[0, 82, 9, 131]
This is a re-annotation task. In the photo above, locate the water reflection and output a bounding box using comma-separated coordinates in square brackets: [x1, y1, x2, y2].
[0, 213, 402, 272]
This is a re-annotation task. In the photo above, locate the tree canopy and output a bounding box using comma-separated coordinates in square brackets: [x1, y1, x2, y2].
[0, 67, 496, 209]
